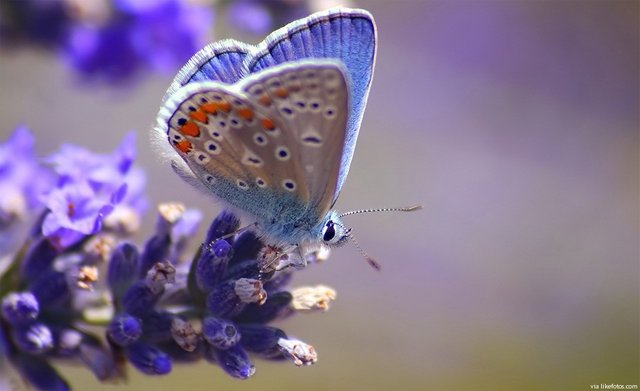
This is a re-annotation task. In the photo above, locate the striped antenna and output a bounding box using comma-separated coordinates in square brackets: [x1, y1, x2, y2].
[339, 205, 422, 218]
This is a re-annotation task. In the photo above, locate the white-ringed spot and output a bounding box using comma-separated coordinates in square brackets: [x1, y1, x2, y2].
[275, 146, 290, 161]
[205, 175, 215, 184]
[256, 178, 267, 188]
[279, 105, 294, 117]
[282, 179, 296, 192]
[237, 180, 249, 190]
[193, 150, 210, 165]
[253, 133, 268, 146]
[308, 99, 322, 113]
[242, 151, 263, 167]
[209, 129, 223, 141]
[324, 105, 337, 120]
[294, 101, 307, 112]
[204, 141, 221, 155]
[169, 129, 184, 142]
[301, 132, 323, 147]
[229, 116, 242, 129]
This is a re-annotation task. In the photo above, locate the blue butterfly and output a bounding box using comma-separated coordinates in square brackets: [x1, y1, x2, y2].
[154, 8, 413, 269]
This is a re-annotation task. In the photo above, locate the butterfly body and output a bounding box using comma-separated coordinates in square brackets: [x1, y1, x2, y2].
[154, 8, 376, 259]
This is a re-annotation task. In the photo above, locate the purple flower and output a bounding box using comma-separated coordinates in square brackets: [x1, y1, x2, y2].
[0, 0, 71, 48]
[0, 126, 53, 227]
[227, 1, 272, 35]
[64, 0, 213, 84]
[43, 133, 148, 244]
[41, 182, 114, 248]
[127, 0, 213, 74]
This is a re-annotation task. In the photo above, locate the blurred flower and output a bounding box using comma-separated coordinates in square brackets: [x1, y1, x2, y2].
[64, 0, 213, 83]
[0, 0, 71, 47]
[0, 126, 54, 254]
[227, 0, 273, 35]
[0, 126, 53, 227]
[1, 0, 214, 85]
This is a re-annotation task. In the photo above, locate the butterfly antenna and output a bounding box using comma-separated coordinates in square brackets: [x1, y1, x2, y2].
[343, 227, 381, 271]
[339, 205, 423, 218]
[217, 222, 257, 241]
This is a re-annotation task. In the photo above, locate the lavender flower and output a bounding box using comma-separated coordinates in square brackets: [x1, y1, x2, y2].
[64, 0, 213, 84]
[0, 131, 333, 390]
[0, 126, 54, 253]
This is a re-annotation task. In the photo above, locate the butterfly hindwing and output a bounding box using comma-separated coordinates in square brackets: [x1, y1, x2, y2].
[156, 60, 349, 229]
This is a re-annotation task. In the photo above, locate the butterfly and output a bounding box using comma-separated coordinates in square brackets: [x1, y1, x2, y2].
[154, 8, 416, 270]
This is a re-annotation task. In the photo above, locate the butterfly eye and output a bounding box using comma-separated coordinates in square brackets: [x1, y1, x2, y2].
[322, 221, 336, 242]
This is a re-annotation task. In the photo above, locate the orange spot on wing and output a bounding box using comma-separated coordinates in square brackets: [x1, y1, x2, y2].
[261, 118, 275, 131]
[237, 108, 254, 121]
[218, 100, 231, 112]
[180, 121, 200, 137]
[201, 103, 218, 114]
[189, 110, 208, 123]
[275, 87, 288, 98]
[258, 95, 271, 107]
[175, 140, 192, 153]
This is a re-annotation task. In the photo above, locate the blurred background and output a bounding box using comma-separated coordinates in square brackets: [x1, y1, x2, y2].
[0, 0, 637, 390]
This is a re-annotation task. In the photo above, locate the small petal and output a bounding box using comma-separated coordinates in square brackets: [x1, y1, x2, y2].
[234, 291, 292, 324]
[224, 259, 262, 281]
[195, 239, 233, 293]
[139, 233, 170, 277]
[206, 281, 245, 318]
[55, 329, 83, 357]
[29, 271, 70, 308]
[108, 242, 140, 302]
[278, 338, 318, 367]
[238, 325, 286, 357]
[13, 354, 70, 391]
[156, 202, 185, 236]
[230, 230, 263, 264]
[20, 236, 60, 281]
[171, 317, 198, 352]
[234, 278, 267, 305]
[74, 265, 99, 290]
[12, 322, 54, 354]
[263, 271, 293, 293]
[145, 260, 175, 294]
[215, 344, 255, 379]
[121, 281, 159, 317]
[79, 338, 121, 381]
[290, 285, 337, 313]
[108, 313, 142, 347]
[202, 316, 240, 350]
[102, 205, 141, 234]
[1, 291, 39, 324]
[82, 234, 116, 264]
[205, 210, 240, 245]
[125, 342, 172, 375]
[140, 311, 174, 343]
[169, 208, 201, 261]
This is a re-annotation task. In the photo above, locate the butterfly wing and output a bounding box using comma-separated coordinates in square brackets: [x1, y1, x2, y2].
[155, 60, 349, 242]
[161, 40, 254, 103]
[245, 8, 377, 199]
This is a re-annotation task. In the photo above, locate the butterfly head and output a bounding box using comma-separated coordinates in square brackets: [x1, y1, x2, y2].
[319, 211, 350, 247]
